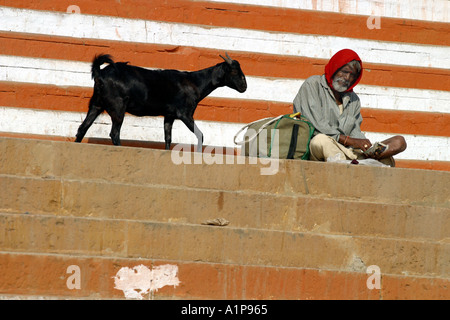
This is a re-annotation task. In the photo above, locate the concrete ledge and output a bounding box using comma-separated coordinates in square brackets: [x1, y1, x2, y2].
[1, 136, 449, 299]
[1, 175, 448, 241]
[1, 212, 448, 278]
[2, 132, 449, 172]
[1, 252, 449, 300]
[0, 137, 449, 207]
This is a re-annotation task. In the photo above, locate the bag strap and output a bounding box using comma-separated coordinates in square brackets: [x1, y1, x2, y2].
[286, 124, 300, 159]
[233, 115, 284, 145]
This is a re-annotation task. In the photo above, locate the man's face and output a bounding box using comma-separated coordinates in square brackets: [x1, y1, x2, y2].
[332, 63, 358, 92]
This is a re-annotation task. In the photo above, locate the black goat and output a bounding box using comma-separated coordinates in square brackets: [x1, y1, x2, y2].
[75, 53, 247, 151]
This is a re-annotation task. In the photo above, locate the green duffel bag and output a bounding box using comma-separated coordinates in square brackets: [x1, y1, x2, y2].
[233, 113, 315, 160]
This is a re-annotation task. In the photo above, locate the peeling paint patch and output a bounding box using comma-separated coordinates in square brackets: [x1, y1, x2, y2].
[113, 264, 180, 300]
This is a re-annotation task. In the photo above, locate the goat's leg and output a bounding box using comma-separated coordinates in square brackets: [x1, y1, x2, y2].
[164, 116, 175, 150]
[106, 103, 126, 146]
[75, 102, 103, 143]
[180, 116, 203, 152]
[109, 120, 123, 146]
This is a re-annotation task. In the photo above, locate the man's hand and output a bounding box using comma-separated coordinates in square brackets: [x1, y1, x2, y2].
[345, 137, 372, 152]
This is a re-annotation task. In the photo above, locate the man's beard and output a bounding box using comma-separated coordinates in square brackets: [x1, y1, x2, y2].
[332, 77, 350, 92]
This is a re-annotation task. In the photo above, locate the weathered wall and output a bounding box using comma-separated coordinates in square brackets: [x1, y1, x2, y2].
[0, 137, 449, 299]
[0, 0, 449, 170]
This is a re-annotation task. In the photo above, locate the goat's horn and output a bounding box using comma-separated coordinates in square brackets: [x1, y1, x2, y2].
[220, 52, 233, 64]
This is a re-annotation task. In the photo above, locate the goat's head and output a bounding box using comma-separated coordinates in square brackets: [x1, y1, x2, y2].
[219, 53, 247, 93]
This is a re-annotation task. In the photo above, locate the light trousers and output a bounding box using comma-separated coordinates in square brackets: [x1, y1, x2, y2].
[309, 133, 358, 161]
[309, 133, 395, 166]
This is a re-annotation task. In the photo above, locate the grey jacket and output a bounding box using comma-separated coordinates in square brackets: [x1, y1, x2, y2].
[293, 75, 366, 141]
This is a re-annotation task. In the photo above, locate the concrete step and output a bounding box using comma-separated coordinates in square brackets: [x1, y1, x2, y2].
[0, 174, 448, 242]
[1, 137, 449, 300]
[1, 211, 448, 280]
[1, 210, 449, 300]
[1, 251, 449, 300]
[1, 137, 449, 208]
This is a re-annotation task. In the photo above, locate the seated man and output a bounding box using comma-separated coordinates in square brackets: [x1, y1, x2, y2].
[293, 49, 406, 166]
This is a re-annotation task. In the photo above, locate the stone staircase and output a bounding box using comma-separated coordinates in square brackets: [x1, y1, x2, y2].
[0, 137, 448, 299]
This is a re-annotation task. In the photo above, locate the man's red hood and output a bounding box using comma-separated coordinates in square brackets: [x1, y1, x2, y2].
[325, 49, 363, 93]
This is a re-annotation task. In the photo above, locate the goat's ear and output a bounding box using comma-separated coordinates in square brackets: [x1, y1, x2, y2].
[212, 64, 226, 86]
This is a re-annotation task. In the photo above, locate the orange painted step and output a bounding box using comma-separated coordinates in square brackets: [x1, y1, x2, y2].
[1, 252, 448, 300]
[1, 32, 449, 91]
[1, 82, 449, 137]
[3, 0, 449, 46]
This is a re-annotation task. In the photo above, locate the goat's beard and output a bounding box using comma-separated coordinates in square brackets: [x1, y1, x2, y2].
[332, 77, 350, 92]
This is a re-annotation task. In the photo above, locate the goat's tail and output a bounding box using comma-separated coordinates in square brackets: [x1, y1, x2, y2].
[91, 54, 114, 80]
